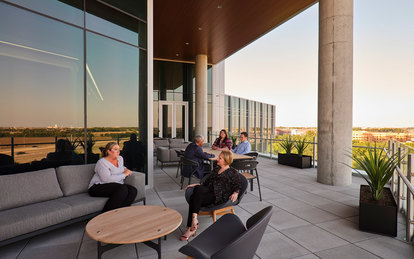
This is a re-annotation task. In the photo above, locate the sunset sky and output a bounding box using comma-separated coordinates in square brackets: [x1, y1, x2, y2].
[225, 0, 414, 127]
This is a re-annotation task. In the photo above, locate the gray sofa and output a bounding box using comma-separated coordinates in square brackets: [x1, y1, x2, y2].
[155, 138, 190, 168]
[0, 164, 146, 247]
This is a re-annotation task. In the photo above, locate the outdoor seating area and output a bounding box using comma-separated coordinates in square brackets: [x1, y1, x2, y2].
[1, 156, 413, 259]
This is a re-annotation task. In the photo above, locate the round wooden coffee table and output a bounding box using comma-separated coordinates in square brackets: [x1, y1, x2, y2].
[86, 205, 182, 259]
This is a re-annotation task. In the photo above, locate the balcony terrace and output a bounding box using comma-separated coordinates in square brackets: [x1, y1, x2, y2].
[1, 157, 413, 259]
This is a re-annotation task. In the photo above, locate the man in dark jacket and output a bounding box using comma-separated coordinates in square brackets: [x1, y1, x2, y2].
[183, 135, 214, 179]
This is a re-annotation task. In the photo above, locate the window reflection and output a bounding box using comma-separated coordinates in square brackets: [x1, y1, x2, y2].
[6, 0, 84, 26]
[86, 0, 146, 47]
[0, 3, 84, 174]
[86, 32, 140, 162]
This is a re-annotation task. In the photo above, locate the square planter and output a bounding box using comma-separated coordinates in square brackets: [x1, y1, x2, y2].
[359, 185, 397, 237]
[277, 153, 312, 168]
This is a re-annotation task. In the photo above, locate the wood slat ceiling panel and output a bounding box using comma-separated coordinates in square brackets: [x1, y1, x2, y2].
[154, 0, 317, 64]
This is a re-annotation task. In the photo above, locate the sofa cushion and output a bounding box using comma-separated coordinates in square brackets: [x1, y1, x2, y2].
[169, 138, 184, 145]
[0, 168, 63, 211]
[170, 142, 189, 149]
[56, 164, 96, 196]
[0, 200, 72, 241]
[154, 139, 169, 148]
[57, 194, 107, 219]
[169, 149, 181, 162]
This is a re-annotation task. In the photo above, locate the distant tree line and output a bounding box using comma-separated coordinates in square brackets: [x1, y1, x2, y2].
[0, 127, 139, 137]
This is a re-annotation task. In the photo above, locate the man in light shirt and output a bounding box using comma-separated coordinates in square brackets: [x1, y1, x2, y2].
[232, 132, 251, 155]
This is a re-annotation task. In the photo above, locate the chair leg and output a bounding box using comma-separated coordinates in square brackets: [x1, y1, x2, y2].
[180, 176, 184, 190]
[255, 169, 262, 202]
[250, 179, 254, 192]
[188, 175, 192, 186]
[176, 163, 181, 178]
[213, 211, 217, 222]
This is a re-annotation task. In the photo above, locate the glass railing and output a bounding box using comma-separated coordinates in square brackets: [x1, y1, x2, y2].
[387, 140, 414, 242]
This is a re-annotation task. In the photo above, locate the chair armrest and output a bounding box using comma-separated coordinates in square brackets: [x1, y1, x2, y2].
[179, 213, 246, 259]
[124, 171, 146, 202]
[156, 147, 170, 162]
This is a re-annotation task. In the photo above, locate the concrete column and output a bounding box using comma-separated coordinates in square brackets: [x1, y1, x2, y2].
[212, 61, 225, 135]
[195, 54, 208, 139]
[317, 0, 353, 186]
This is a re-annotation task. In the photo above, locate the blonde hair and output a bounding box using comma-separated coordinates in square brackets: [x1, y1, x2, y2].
[102, 142, 118, 157]
[220, 150, 233, 165]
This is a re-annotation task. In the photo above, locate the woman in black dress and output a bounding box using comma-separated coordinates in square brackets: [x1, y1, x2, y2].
[180, 150, 241, 241]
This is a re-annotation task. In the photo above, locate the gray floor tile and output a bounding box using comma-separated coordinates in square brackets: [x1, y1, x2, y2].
[239, 201, 273, 214]
[316, 244, 380, 259]
[267, 197, 313, 210]
[288, 206, 340, 224]
[281, 225, 349, 253]
[292, 254, 319, 259]
[345, 216, 359, 224]
[316, 219, 378, 243]
[255, 231, 310, 259]
[315, 190, 356, 202]
[268, 208, 310, 230]
[338, 198, 359, 208]
[292, 192, 333, 206]
[316, 202, 359, 218]
[17, 222, 85, 259]
[355, 236, 414, 259]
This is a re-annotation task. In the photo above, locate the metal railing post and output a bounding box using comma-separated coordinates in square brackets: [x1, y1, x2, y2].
[55, 136, 58, 152]
[270, 138, 273, 159]
[391, 142, 396, 193]
[313, 136, 316, 168]
[117, 135, 120, 145]
[11, 137, 14, 163]
[407, 154, 414, 242]
[398, 147, 402, 211]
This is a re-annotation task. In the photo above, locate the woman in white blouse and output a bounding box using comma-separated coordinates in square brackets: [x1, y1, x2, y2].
[88, 142, 137, 212]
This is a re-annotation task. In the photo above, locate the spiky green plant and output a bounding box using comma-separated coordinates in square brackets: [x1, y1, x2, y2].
[294, 137, 310, 156]
[280, 137, 294, 154]
[229, 134, 238, 149]
[350, 147, 402, 201]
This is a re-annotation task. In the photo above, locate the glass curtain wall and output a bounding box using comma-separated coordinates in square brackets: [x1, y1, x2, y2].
[231, 97, 240, 137]
[0, 0, 147, 176]
[222, 95, 275, 153]
[153, 60, 212, 142]
[248, 101, 256, 150]
[224, 96, 231, 133]
[240, 99, 247, 134]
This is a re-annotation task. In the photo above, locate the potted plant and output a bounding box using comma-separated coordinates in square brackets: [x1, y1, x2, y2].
[229, 134, 238, 149]
[350, 147, 402, 236]
[278, 137, 312, 168]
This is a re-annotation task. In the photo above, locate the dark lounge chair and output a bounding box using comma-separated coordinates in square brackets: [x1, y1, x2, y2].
[179, 206, 273, 259]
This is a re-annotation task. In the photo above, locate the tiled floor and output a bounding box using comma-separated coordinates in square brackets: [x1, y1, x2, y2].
[1, 157, 414, 259]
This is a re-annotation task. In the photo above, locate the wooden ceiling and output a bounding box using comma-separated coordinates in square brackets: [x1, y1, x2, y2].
[154, 0, 317, 64]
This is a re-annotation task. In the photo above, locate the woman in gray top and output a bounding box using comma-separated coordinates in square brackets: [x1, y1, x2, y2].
[88, 142, 137, 212]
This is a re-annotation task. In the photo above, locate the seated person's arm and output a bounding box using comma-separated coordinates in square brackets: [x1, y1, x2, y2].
[226, 139, 233, 150]
[195, 146, 214, 159]
[212, 138, 219, 150]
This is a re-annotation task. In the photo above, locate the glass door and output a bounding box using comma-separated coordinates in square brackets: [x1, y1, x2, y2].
[159, 101, 188, 141]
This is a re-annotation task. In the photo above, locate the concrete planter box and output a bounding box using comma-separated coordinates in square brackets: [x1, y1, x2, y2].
[359, 185, 397, 237]
[277, 153, 312, 169]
